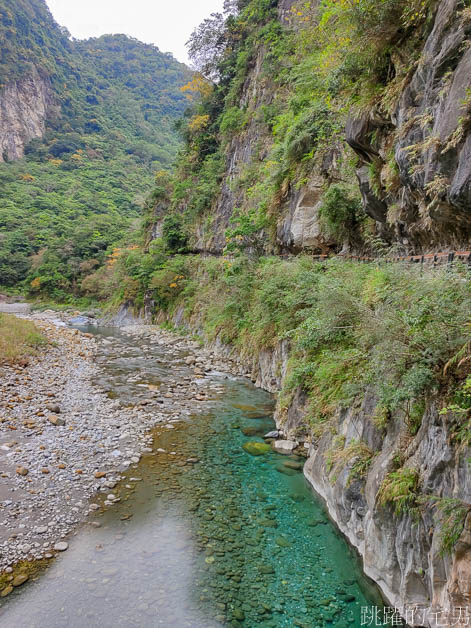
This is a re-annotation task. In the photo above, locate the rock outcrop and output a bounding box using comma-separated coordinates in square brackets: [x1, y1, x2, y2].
[347, 0, 471, 250]
[0, 66, 56, 162]
[180, 0, 471, 257]
[158, 301, 471, 627]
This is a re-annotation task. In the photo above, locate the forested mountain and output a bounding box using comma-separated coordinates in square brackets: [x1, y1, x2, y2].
[0, 0, 190, 296]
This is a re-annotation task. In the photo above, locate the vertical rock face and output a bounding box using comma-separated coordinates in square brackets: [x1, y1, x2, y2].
[191, 0, 471, 257]
[158, 302, 471, 627]
[347, 0, 471, 249]
[0, 67, 56, 162]
[283, 393, 471, 627]
[195, 47, 272, 253]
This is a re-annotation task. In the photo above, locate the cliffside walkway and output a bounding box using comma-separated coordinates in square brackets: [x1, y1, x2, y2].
[277, 250, 471, 266]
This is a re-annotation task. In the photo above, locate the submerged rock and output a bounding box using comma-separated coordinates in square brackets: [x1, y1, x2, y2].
[275, 464, 296, 476]
[242, 442, 272, 456]
[283, 460, 304, 471]
[241, 427, 260, 437]
[258, 563, 275, 574]
[275, 536, 292, 548]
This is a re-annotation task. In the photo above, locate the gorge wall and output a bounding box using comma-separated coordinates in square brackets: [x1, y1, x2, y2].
[151, 0, 471, 257]
[137, 2, 471, 625]
[154, 303, 471, 628]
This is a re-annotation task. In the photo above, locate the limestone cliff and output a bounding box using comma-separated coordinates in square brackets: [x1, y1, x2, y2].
[172, 0, 471, 256]
[0, 66, 56, 162]
[347, 0, 471, 250]
[153, 298, 471, 628]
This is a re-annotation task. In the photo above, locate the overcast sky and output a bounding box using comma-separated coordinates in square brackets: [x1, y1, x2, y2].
[45, 0, 225, 65]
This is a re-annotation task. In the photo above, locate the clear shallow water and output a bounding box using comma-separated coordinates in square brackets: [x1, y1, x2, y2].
[0, 328, 381, 627]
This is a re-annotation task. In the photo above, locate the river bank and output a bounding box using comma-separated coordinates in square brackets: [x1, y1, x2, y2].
[0, 317, 380, 627]
[0, 312, 252, 572]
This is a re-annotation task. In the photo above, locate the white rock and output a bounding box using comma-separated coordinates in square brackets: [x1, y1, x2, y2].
[36, 526, 48, 534]
[273, 440, 298, 454]
[54, 541, 68, 552]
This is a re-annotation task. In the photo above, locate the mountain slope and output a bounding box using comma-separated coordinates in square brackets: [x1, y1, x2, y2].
[0, 0, 190, 297]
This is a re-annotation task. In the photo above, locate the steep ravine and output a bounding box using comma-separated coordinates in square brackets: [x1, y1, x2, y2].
[152, 304, 471, 628]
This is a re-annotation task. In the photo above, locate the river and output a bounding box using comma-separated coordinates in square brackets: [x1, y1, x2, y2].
[0, 326, 381, 627]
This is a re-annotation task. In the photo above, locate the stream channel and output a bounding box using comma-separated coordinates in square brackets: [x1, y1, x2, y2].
[0, 325, 381, 627]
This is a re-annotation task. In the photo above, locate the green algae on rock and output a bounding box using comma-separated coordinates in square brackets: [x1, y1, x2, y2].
[242, 441, 272, 456]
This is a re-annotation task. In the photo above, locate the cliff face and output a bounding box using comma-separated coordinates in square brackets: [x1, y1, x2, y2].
[150, 292, 470, 628]
[176, 0, 471, 257]
[347, 0, 471, 250]
[301, 398, 471, 626]
[0, 67, 56, 162]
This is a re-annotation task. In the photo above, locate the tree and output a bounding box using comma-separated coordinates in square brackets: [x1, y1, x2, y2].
[186, 13, 227, 80]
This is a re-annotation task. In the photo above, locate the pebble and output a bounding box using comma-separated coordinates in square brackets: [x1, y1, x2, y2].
[54, 541, 69, 552]
[0, 314, 242, 571]
[12, 573, 29, 586]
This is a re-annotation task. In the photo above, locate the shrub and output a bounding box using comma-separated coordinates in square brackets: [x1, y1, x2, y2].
[283, 105, 331, 164]
[219, 106, 248, 138]
[327, 439, 374, 485]
[0, 314, 46, 364]
[162, 214, 188, 253]
[425, 497, 470, 556]
[377, 467, 420, 515]
[318, 184, 363, 241]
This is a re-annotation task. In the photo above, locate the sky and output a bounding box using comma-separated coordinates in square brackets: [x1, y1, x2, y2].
[45, 0, 225, 65]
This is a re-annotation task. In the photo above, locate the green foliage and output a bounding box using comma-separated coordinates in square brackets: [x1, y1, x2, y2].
[149, 260, 188, 310]
[406, 400, 426, 436]
[224, 209, 267, 256]
[283, 105, 332, 164]
[219, 106, 248, 139]
[0, 1, 190, 297]
[440, 375, 471, 446]
[318, 184, 363, 241]
[425, 497, 470, 556]
[327, 439, 374, 486]
[0, 313, 46, 364]
[162, 214, 189, 253]
[377, 467, 421, 516]
[0, 0, 71, 85]
[115, 255, 470, 439]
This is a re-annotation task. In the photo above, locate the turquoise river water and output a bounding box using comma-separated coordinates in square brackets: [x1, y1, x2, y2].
[0, 327, 381, 627]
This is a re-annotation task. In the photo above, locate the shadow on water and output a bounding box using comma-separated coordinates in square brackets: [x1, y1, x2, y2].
[0, 327, 382, 627]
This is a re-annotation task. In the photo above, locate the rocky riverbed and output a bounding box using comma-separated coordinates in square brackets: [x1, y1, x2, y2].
[0, 312, 250, 572]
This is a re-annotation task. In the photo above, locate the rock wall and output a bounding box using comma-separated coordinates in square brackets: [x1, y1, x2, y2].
[157, 304, 471, 627]
[301, 398, 471, 628]
[346, 0, 471, 251]
[0, 66, 56, 162]
[186, 0, 471, 257]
